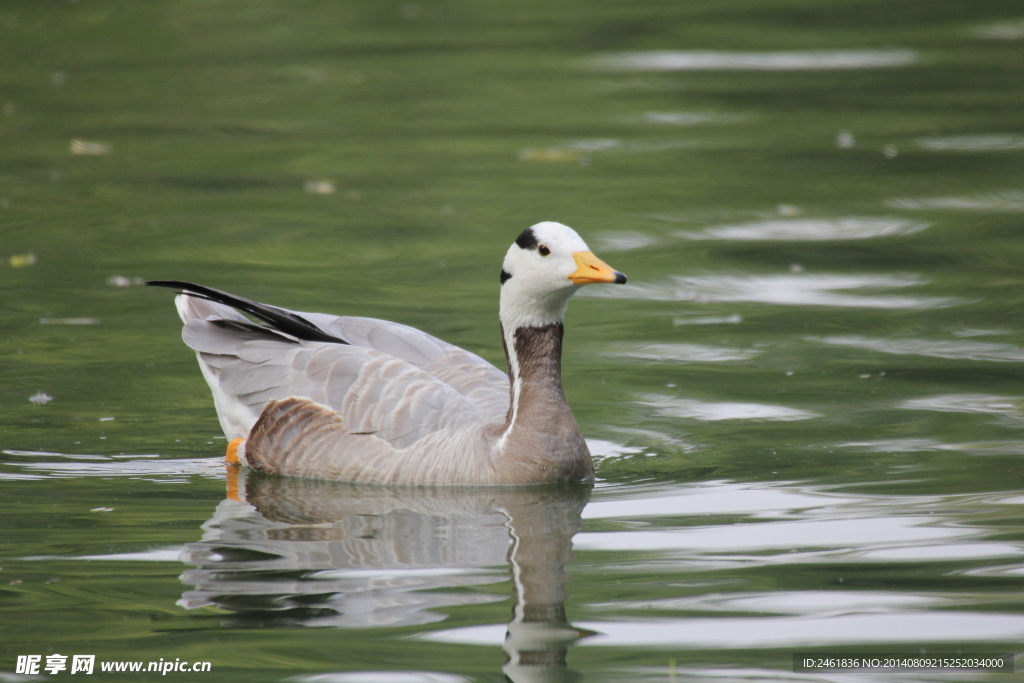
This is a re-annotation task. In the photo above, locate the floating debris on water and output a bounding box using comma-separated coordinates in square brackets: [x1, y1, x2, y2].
[29, 392, 53, 404]
[303, 180, 337, 194]
[90, 507, 114, 512]
[517, 147, 583, 162]
[836, 131, 856, 148]
[106, 275, 145, 287]
[6, 253, 36, 268]
[883, 145, 899, 159]
[39, 318, 99, 325]
[70, 139, 112, 155]
[98, 417, 115, 422]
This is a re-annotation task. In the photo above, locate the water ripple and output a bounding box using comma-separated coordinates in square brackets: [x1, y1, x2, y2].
[0, 451, 223, 481]
[607, 342, 759, 363]
[291, 673, 469, 683]
[422, 612, 1024, 647]
[675, 217, 928, 241]
[900, 394, 1024, 420]
[595, 231, 658, 251]
[642, 111, 744, 125]
[886, 190, 1024, 211]
[574, 516, 964, 552]
[916, 135, 1024, 151]
[839, 438, 1024, 456]
[589, 591, 940, 615]
[810, 335, 1024, 362]
[421, 479, 1024, 649]
[972, 19, 1024, 40]
[639, 394, 817, 421]
[583, 482, 842, 519]
[586, 50, 919, 71]
[673, 314, 743, 326]
[585, 273, 964, 309]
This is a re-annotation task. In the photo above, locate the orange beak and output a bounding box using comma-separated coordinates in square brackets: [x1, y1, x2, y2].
[568, 251, 627, 285]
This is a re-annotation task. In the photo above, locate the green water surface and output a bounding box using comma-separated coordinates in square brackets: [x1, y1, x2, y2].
[2, 0, 1024, 681]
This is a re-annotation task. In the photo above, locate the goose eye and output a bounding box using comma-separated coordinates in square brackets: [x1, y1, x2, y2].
[538, 245, 551, 256]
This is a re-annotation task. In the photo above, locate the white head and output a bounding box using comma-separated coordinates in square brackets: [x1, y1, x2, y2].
[499, 221, 626, 331]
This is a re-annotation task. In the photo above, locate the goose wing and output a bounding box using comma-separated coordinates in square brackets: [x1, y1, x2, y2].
[302, 313, 510, 417]
[153, 283, 509, 446]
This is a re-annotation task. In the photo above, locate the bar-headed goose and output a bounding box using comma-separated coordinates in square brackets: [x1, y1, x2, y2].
[149, 221, 626, 485]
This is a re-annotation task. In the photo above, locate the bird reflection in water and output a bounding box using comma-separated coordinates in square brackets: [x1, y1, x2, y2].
[178, 467, 593, 681]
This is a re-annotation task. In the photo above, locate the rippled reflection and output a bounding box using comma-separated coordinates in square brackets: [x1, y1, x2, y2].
[586, 50, 919, 71]
[0, 450, 221, 482]
[606, 342, 759, 363]
[427, 480, 1024, 650]
[886, 190, 1024, 211]
[972, 18, 1024, 40]
[584, 273, 963, 309]
[179, 470, 591, 681]
[638, 394, 816, 421]
[594, 231, 658, 251]
[900, 394, 1024, 423]
[811, 335, 1024, 362]
[916, 135, 1024, 151]
[674, 217, 928, 241]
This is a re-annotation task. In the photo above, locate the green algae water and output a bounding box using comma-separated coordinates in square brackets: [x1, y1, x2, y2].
[2, 0, 1024, 680]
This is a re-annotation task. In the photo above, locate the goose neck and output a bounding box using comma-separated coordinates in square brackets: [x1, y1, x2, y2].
[500, 322, 570, 431]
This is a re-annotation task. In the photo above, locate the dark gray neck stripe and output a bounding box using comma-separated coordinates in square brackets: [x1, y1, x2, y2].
[504, 322, 564, 428]
[513, 323, 564, 381]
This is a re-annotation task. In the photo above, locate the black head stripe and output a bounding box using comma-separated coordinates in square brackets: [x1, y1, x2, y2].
[500, 269, 512, 285]
[514, 227, 538, 250]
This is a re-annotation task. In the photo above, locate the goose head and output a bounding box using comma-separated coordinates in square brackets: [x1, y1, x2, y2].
[499, 221, 626, 331]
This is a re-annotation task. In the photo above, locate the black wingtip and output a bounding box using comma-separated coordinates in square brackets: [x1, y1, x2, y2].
[147, 279, 348, 345]
[146, 279, 186, 290]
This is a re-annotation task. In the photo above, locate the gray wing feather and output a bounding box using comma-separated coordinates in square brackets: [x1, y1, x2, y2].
[300, 313, 509, 413]
[218, 360, 291, 396]
[176, 294, 506, 448]
[182, 320, 292, 355]
[317, 345, 485, 448]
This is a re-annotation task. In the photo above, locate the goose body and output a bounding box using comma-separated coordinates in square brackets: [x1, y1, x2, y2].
[150, 222, 625, 486]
